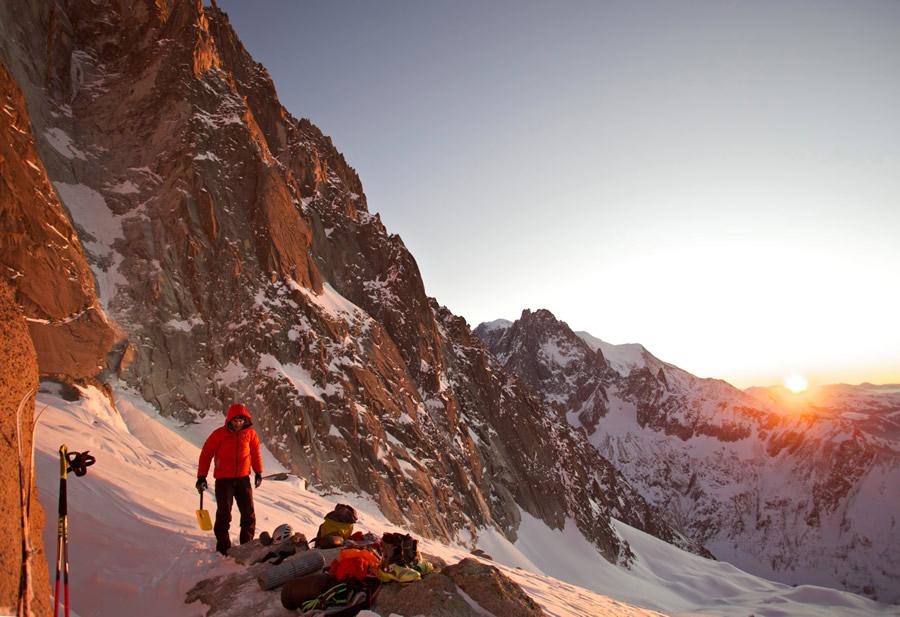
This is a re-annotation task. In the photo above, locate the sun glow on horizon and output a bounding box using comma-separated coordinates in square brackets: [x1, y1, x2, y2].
[784, 374, 809, 394]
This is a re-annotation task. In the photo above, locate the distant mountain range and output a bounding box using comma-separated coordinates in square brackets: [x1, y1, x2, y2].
[475, 309, 900, 601]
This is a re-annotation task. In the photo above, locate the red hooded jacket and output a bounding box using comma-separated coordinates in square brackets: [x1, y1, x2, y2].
[198, 404, 263, 479]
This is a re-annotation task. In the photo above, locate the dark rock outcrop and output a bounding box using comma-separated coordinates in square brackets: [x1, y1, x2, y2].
[375, 558, 544, 617]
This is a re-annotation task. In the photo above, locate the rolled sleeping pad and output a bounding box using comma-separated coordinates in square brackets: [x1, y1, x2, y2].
[280, 572, 333, 610]
[258, 550, 325, 590]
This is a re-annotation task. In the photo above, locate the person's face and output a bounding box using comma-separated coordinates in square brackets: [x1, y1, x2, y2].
[228, 416, 247, 430]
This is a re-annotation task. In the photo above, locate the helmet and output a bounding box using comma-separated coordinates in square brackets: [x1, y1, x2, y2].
[273, 524, 293, 543]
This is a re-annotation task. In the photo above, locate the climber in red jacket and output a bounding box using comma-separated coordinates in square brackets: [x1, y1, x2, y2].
[196, 403, 263, 555]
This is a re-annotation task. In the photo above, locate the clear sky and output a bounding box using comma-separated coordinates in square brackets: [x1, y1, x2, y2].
[217, 0, 900, 389]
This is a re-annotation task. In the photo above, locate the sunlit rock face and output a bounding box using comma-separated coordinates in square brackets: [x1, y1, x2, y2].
[0, 0, 698, 565]
[0, 279, 52, 617]
[0, 61, 116, 378]
[475, 309, 900, 602]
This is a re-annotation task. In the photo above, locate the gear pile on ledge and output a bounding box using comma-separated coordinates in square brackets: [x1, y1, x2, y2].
[185, 501, 544, 616]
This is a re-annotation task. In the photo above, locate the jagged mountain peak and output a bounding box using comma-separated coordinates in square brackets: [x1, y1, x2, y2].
[476, 311, 616, 435]
[475, 308, 606, 370]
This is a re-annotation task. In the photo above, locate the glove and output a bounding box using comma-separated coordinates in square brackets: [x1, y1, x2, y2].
[254, 473, 263, 488]
[195, 476, 208, 493]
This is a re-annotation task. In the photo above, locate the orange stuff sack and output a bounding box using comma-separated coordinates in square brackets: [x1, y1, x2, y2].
[329, 548, 381, 582]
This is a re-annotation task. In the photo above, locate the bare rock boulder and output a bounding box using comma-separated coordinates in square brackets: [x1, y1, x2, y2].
[374, 558, 543, 617]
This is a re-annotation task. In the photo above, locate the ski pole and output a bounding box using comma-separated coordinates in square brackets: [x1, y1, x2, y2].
[52, 446, 95, 617]
[54, 444, 67, 617]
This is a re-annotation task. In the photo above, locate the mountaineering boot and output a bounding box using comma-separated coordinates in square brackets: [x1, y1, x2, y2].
[216, 539, 230, 556]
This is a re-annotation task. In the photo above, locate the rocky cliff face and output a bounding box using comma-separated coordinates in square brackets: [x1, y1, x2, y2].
[0, 61, 116, 379]
[0, 279, 51, 617]
[0, 0, 697, 567]
[475, 309, 900, 602]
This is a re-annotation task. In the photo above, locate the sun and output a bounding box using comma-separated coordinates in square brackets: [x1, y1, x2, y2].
[784, 374, 809, 394]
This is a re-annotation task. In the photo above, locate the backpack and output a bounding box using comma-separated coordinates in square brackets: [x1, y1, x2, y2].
[316, 504, 359, 541]
[328, 548, 381, 582]
[316, 519, 353, 542]
[381, 532, 418, 567]
[330, 503, 359, 524]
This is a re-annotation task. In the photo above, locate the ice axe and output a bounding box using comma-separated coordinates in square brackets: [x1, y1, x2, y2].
[196, 491, 212, 531]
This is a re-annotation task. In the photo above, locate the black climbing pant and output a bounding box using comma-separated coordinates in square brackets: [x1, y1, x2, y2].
[214, 476, 255, 554]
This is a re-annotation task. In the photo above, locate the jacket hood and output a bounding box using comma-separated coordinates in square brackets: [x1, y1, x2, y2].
[225, 403, 253, 427]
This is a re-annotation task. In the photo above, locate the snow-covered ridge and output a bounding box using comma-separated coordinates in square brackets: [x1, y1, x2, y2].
[575, 330, 649, 376]
[479, 318, 512, 333]
[32, 383, 896, 616]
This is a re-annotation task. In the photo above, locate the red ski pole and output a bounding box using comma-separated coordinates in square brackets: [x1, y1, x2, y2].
[52, 446, 94, 617]
[63, 526, 70, 617]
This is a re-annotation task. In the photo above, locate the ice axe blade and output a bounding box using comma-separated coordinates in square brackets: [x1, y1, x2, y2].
[196, 491, 212, 531]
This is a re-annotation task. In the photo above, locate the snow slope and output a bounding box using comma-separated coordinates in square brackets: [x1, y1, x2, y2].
[33, 383, 898, 617]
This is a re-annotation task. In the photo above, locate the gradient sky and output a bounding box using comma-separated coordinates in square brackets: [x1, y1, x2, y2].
[217, 0, 900, 389]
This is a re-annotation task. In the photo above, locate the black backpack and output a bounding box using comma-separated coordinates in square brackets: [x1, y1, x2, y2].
[381, 532, 418, 566]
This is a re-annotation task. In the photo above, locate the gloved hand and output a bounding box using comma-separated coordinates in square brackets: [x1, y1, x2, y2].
[254, 473, 263, 488]
[196, 476, 208, 493]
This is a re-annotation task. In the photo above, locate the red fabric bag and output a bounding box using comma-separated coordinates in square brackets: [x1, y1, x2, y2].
[329, 548, 381, 582]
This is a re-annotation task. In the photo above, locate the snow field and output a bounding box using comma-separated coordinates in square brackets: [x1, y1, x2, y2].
[33, 383, 661, 616]
[32, 383, 899, 617]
